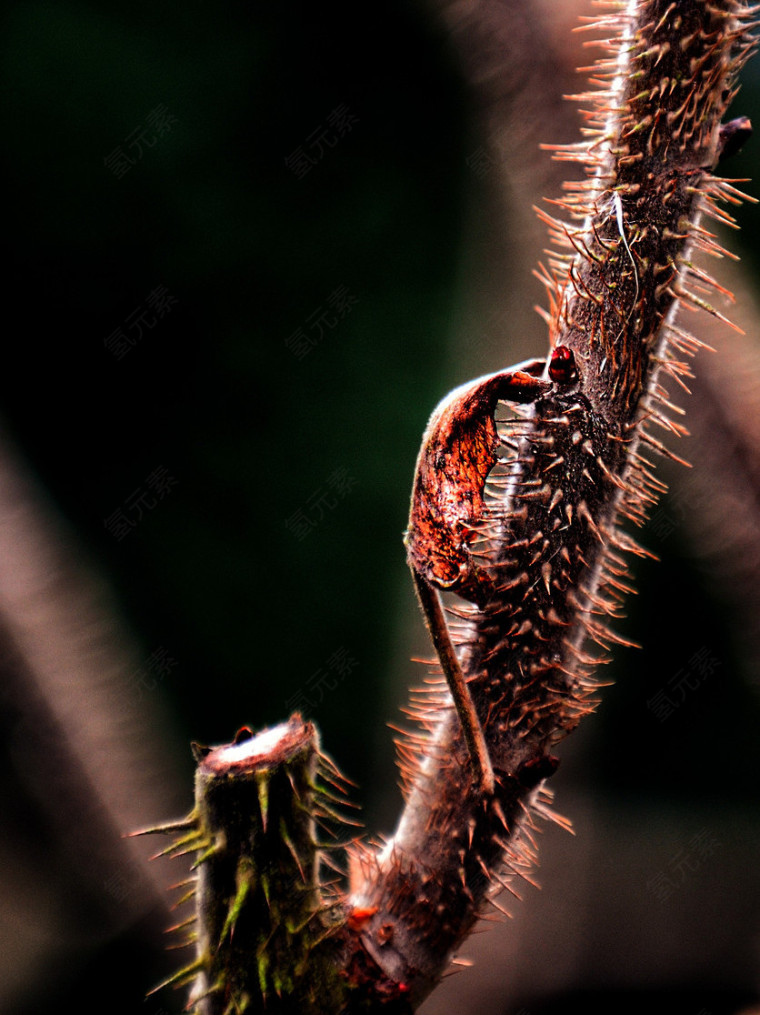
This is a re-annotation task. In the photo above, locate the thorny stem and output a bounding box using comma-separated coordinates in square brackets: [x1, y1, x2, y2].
[346, 0, 757, 1007]
[142, 718, 351, 1014]
[146, 2, 757, 1012]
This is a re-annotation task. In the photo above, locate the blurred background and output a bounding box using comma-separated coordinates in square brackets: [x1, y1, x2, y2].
[2, 0, 760, 1012]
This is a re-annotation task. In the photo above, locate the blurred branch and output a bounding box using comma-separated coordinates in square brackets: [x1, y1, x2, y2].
[0, 422, 185, 1007]
[661, 265, 760, 688]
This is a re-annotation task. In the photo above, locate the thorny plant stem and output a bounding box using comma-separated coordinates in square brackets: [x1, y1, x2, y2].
[140, 719, 352, 1014]
[145, 3, 757, 1013]
[346, 0, 757, 1007]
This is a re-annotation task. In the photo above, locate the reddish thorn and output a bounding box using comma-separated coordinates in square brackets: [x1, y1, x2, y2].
[347, 905, 379, 931]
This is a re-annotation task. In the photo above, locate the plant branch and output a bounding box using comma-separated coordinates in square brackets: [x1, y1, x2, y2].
[144, 2, 758, 1011]
[344, 0, 757, 1006]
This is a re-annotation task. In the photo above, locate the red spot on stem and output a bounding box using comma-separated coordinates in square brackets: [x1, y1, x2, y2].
[549, 344, 578, 385]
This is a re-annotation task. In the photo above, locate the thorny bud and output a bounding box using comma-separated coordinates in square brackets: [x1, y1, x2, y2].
[405, 360, 549, 607]
[404, 360, 551, 795]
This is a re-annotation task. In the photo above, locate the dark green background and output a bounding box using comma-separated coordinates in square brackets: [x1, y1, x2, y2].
[5, 0, 470, 765]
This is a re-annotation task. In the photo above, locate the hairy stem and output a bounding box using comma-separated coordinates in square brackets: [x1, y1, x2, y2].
[145, 718, 350, 1014]
[345, 0, 756, 1006]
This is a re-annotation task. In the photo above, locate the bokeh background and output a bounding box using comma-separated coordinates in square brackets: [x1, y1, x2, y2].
[3, 0, 760, 1012]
